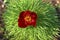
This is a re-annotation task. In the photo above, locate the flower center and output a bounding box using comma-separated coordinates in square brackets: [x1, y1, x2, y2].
[24, 16, 31, 22]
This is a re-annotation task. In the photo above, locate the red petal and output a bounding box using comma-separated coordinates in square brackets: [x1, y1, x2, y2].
[23, 10, 31, 17]
[19, 11, 24, 18]
[18, 19, 28, 28]
[31, 12, 37, 19]
[31, 19, 36, 27]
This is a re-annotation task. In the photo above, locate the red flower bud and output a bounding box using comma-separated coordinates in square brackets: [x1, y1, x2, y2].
[18, 10, 37, 28]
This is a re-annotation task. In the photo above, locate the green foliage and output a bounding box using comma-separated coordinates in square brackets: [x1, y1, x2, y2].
[3, 0, 59, 40]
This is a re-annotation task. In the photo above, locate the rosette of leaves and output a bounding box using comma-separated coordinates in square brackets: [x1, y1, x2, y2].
[3, 0, 60, 40]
